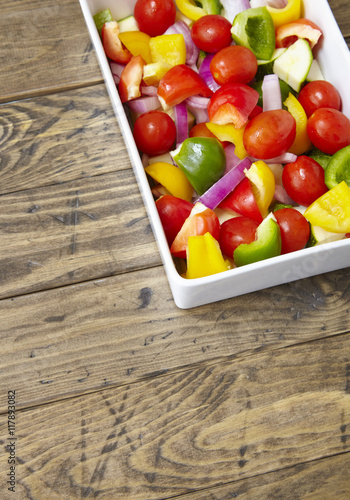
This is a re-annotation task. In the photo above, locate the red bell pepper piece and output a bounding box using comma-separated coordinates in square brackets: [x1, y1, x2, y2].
[219, 177, 263, 224]
[101, 21, 132, 64]
[170, 204, 220, 259]
[208, 83, 259, 129]
[118, 55, 146, 103]
[157, 64, 213, 109]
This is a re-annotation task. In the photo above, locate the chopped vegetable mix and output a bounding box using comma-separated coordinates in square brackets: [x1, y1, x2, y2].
[96, 0, 350, 279]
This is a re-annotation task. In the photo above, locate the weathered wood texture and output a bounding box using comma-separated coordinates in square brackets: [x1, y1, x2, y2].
[0, 169, 160, 298]
[0, 0, 102, 103]
[0, 86, 131, 195]
[1, 266, 349, 410]
[0, 333, 349, 499]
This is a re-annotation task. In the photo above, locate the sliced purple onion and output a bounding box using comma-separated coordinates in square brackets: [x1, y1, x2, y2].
[113, 74, 121, 86]
[250, 152, 298, 163]
[185, 95, 210, 109]
[127, 96, 161, 114]
[165, 20, 200, 66]
[140, 85, 158, 96]
[262, 74, 282, 112]
[250, 0, 268, 7]
[274, 184, 296, 205]
[110, 62, 125, 78]
[186, 106, 209, 124]
[174, 102, 189, 148]
[267, 0, 288, 8]
[221, 0, 251, 23]
[199, 157, 252, 210]
[199, 54, 221, 92]
[224, 144, 242, 174]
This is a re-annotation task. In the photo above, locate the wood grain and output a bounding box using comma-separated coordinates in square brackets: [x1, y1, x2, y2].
[183, 454, 350, 499]
[0, 0, 102, 103]
[0, 85, 131, 195]
[0, 265, 349, 410]
[0, 333, 349, 499]
[0, 169, 160, 298]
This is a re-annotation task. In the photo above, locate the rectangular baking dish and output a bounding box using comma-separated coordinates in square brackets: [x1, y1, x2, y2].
[79, 0, 350, 308]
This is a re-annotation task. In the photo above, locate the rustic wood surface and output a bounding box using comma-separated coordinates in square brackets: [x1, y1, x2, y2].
[0, 0, 349, 498]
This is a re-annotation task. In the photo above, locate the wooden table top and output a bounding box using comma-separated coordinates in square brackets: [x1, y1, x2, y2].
[1, 1, 350, 498]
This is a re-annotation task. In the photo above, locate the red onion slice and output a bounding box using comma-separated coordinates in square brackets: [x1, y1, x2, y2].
[250, 152, 298, 163]
[186, 106, 209, 124]
[174, 102, 189, 148]
[221, 0, 251, 23]
[224, 143, 242, 173]
[127, 96, 161, 114]
[199, 54, 221, 92]
[141, 85, 158, 96]
[267, 0, 288, 8]
[262, 74, 282, 111]
[199, 157, 252, 210]
[185, 95, 210, 109]
[274, 184, 296, 205]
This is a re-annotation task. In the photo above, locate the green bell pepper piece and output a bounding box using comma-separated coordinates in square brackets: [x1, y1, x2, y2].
[173, 137, 226, 196]
[234, 216, 281, 266]
[325, 145, 350, 189]
[93, 9, 113, 35]
[231, 7, 276, 61]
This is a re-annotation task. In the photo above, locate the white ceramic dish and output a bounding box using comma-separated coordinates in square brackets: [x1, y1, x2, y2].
[79, 0, 350, 308]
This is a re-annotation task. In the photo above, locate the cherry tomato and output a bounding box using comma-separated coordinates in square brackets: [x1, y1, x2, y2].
[243, 109, 296, 159]
[274, 208, 310, 254]
[134, 0, 176, 37]
[210, 45, 258, 85]
[298, 81, 341, 117]
[156, 195, 193, 246]
[219, 217, 259, 258]
[219, 177, 263, 224]
[282, 156, 328, 206]
[133, 110, 176, 155]
[191, 15, 232, 53]
[307, 108, 350, 155]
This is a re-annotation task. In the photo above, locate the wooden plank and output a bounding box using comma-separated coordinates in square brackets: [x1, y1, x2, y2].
[0, 265, 349, 410]
[0, 85, 131, 195]
[0, 0, 102, 103]
[329, 0, 350, 38]
[0, 333, 349, 499]
[0, 170, 161, 299]
[182, 454, 350, 499]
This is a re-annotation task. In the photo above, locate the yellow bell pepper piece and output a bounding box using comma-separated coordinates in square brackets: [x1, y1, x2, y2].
[304, 181, 350, 233]
[144, 161, 194, 202]
[266, 0, 301, 29]
[284, 92, 312, 155]
[175, 0, 208, 21]
[186, 232, 232, 279]
[118, 31, 152, 64]
[150, 34, 186, 68]
[206, 122, 248, 159]
[143, 62, 171, 85]
[245, 161, 275, 218]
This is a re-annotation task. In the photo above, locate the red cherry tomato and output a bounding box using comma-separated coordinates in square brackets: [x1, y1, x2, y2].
[282, 156, 328, 206]
[219, 177, 263, 224]
[134, 0, 176, 37]
[298, 81, 341, 117]
[210, 45, 258, 85]
[243, 109, 296, 159]
[133, 110, 176, 155]
[219, 217, 259, 258]
[274, 208, 310, 254]
[307, 108, 350, 155]
[156, 195, 193, 246]
[191, 15, 233, 53]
